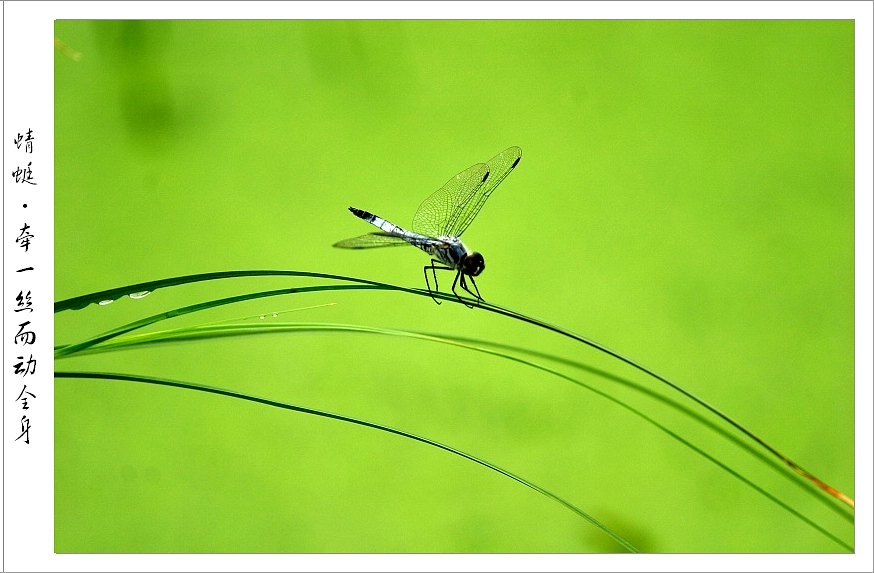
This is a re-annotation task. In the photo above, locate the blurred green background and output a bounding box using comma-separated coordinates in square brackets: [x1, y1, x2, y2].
[54, 20, 854, 552]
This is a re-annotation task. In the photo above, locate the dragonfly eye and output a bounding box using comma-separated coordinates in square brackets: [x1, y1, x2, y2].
[464, 252, 485, 276]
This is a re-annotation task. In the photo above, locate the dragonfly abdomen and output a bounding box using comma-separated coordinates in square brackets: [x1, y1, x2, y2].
[349, 207, 408, 236]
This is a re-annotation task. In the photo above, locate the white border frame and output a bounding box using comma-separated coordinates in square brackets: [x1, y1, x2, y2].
[3, 2, 871, 571]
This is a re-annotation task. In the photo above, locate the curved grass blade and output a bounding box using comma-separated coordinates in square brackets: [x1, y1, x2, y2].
[54, 284, 380, 358]
[54, 370, 639, 553]
[68, 318, 853, 525]
[475, 300, 857, 511]
[58, 322, 852, 550]
[54, 270, 418, 313]
[53, 269, 854, 510]
[450, 334, 856, 526]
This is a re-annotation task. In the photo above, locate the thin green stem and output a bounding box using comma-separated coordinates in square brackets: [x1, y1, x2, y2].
[60, 321, 852, 550]
[54, 269, 853, 511]
[54, 370, 639, 553]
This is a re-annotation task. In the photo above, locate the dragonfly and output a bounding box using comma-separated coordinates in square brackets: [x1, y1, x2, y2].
[333, 146, 522, 306]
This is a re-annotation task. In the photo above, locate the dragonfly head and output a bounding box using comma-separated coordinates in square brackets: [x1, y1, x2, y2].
[462, 252, 485, 277]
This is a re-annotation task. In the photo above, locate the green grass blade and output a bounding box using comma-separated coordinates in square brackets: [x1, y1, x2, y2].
[54, 269, 418, 313]
[54, 284, 380, 357]
[450, 334, 856, 526]
[58, 321, 852, 551]
[478, 301, 857, 512]
[54, 370, 639, 553]
[69, 319, 853, 525]
[54, 269, 854, 511]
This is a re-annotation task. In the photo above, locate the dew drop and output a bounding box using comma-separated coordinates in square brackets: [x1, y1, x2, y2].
[271, 313, 278, 318]
[98, 299, 115, 306]
[259, 315, 265, 320]
[128, 291, 151, 300]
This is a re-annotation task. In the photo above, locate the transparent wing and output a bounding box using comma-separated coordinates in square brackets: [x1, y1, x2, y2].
[333, 232, 411, 249]
[449, 146, 522, 237]
[411, 162, 490, 237]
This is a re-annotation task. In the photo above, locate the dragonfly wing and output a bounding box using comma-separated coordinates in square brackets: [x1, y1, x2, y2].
[411, 161, 490, 237]
[333, 232, 411, 249]
[450, 146, 522, 237]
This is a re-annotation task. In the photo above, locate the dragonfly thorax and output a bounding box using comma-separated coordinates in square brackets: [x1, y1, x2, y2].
[429, 236, 484, 275]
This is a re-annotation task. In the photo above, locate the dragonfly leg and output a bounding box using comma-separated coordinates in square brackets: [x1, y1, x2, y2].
[457, 273, 481, 307]
[423, 262, 441, 304]
[464, 274, 483, 303]
[452, 270, 474, 308]
[424, 260, 453, 305]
